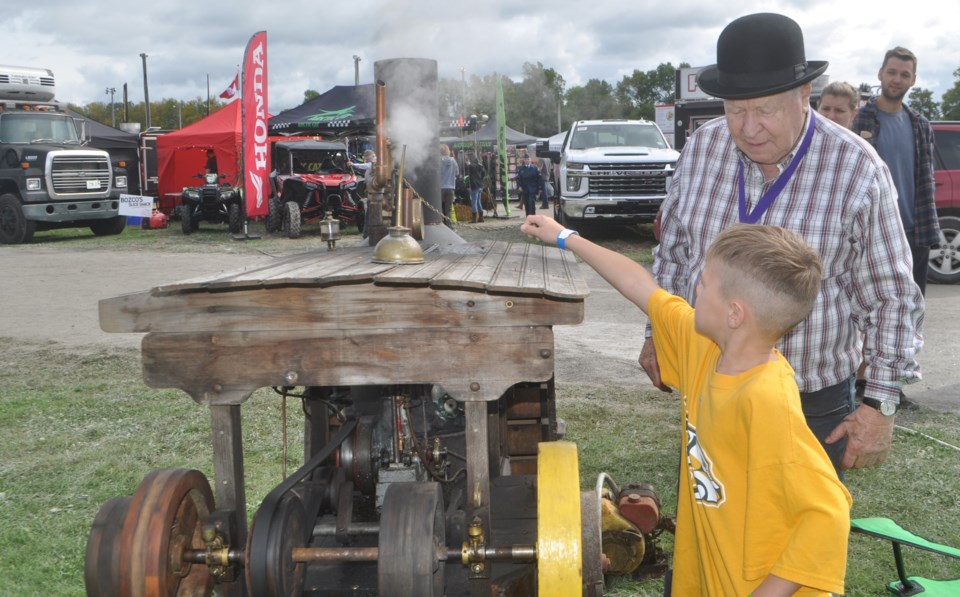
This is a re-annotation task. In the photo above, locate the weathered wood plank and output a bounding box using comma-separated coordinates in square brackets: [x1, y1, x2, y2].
[429, 241, 511, 290]
[141, 327, 556, 404]
[372, 250, 466, 285]
[99, 285, 584, 333]
[543, 247, 591, 299]
[152, 251, 313, 294]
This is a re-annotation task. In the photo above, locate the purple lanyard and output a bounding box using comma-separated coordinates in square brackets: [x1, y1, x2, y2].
[737, 111, 816, 224]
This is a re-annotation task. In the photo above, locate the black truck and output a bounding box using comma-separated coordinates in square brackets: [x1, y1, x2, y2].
[0, 65, 127, 244]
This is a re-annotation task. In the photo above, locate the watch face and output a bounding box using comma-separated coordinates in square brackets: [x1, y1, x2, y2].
[880, 400, 898, 416]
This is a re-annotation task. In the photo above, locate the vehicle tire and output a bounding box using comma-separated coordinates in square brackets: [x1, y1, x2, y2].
[265, 198, 281, 233]
[555, 201, 569, 228]
[89, 216, 127, 236]
[929, 213, 960, 284]
[228, 203, 242, 234]
[180, 205, 194, 235]
[282, 201, 301, 239]
[0, 193, 35, 244]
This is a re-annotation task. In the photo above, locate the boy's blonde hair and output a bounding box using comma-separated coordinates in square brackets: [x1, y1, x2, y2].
[440, 143, 451, 157]
[706, 224, 822, 338]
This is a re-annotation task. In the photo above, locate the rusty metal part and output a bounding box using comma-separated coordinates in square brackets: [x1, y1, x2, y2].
[617, 484, 661, 535]
[580, 489, 605, 597]
[85, 496, 132, 597]
[117, 468, 215, 597]
[600, 492, 646, 576]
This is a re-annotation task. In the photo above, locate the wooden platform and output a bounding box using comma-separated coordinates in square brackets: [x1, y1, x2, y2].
[100, 240, 589, 405]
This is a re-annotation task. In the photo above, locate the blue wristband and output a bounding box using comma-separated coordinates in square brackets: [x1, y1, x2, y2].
[556, 228, 579, 250]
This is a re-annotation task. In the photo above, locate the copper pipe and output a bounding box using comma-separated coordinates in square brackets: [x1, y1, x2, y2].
[374, 81, 388, 189]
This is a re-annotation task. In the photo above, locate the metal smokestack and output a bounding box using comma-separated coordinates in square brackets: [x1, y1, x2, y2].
[373, 58, 440, 225]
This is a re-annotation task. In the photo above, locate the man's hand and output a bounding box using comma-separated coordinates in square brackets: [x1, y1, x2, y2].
[825, 405, 894, 469]
[639, 337, 672, 393]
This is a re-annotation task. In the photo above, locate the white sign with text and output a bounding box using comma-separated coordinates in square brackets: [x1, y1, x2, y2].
[118, 194, 154, 217]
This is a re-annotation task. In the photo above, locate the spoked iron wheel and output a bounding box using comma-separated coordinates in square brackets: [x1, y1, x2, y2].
[117, 468, 216, 597]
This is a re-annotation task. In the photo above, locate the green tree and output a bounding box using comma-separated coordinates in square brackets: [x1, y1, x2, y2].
[505, 62, 565, 137]
[564, 79, 621, 124]
[941, 67, 960, 120]
[907, 87, 940, 120]
[303, 89, 320, 103]
[615, 62, 688, 120]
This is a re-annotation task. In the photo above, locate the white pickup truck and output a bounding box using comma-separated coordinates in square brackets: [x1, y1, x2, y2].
[540, 119, 679, 227]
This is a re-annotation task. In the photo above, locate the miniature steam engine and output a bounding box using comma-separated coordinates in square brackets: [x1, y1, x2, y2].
[84, 58, 670, 596]
[85, 241, 670, 596]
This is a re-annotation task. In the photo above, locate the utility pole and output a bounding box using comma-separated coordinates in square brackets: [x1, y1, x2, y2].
[140, 53, 151, 129]
[353, 55, 361, 86]
[105, 87, 116, 128]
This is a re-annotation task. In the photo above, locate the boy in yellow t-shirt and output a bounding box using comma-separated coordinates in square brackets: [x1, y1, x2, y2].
[521, 216, 852, 596]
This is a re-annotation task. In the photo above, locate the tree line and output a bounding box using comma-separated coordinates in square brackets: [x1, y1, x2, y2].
[71, 63, 960, 138]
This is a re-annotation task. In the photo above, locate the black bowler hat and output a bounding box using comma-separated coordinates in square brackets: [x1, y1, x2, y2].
[697, 13, 828, 99]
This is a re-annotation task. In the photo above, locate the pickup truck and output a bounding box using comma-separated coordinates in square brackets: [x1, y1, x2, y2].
[539, 119, 679, 228]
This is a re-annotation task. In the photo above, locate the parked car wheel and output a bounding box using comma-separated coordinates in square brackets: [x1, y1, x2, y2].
[282, 201, 301, 239]
[90, 216, 127, 236]
[228, 203, 242, 234]
[929, 213, 960, 284]
[0, 193, 35, 244]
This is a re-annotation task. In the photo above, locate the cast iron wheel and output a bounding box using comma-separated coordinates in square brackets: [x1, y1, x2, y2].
[117, 468, 215, 597]
[180, 205, 195, 235]
[84, 496, 132, 597]
[228, 203, 242, 234]
[282, 201, 301, 239]
[0, 193, 35, 244]
[90, 215, 127, 236]
[537, 441, 583, 595]
[246, 493, 309, 597]
[378, 482, 445, 597]
[929, 213, 960, 284]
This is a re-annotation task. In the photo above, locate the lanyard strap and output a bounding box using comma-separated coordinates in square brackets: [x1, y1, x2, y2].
[737, 110, 817, 224]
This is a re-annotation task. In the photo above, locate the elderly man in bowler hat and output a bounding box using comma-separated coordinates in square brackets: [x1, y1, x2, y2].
[643, 14, 923, 478]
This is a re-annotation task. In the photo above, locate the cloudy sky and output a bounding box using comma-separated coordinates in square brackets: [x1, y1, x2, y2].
[5, 0, 956, 115]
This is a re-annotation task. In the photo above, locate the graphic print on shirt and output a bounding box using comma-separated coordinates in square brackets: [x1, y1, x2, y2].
[686, 422, 725, 507]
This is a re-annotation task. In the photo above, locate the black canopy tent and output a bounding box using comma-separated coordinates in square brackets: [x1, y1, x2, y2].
[66, 109, 143, 194]
[268, 84, 376, 138]
[440, 116, 537, 150]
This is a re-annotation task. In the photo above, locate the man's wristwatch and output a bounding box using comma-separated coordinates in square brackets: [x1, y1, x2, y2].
[862, 397, 898, 416]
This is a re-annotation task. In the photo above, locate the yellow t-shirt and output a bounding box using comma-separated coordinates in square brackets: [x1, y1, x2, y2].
[649, 290, 852, 596]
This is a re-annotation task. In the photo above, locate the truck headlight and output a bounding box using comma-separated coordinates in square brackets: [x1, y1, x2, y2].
[26, 178, 41, 191]
[115, 176, 127, 189]
[566, 174, 581, 192]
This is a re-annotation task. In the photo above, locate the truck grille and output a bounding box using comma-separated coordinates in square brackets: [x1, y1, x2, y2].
[584, 162, 672, 196]
[50, 155, 111, 196]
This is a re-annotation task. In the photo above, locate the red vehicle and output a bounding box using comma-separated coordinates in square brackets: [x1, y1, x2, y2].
[266, 140, 365, 239]
[931, 121, 960, 284]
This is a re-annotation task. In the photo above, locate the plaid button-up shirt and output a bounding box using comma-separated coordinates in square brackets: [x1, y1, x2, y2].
[652, 111, 923, 402]
[852, 97, 940, 248]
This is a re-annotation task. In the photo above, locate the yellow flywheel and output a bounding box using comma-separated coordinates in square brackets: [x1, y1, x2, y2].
[537, 441, 583, 596]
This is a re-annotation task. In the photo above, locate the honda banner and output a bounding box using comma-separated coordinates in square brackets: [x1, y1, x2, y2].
[241, 31, 269, 217]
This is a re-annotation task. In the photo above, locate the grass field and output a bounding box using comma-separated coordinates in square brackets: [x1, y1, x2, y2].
[1, 221, 957, 595]
[1, 338, 958, 596]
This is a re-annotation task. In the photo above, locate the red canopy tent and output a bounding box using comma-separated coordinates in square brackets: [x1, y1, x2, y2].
[155, 101, 243, 215]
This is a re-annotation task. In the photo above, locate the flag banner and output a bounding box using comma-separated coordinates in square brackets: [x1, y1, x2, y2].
[496, 75, 511, 216]
[219, 74, 239, 100]
[241, 31, 269, 217]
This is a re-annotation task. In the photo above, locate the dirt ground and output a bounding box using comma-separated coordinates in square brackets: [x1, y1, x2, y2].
[1, 224, 957, 413]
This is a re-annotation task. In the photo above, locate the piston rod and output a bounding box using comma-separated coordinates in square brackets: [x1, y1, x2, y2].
[288, 545, 537, 563]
